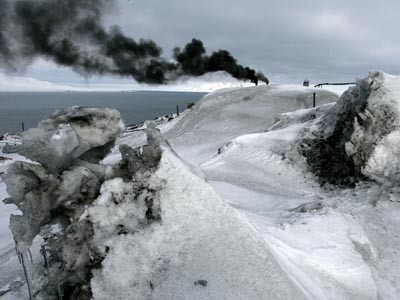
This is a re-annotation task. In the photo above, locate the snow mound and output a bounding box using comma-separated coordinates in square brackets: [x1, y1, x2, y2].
[299, 71, 400, 185]
[165, 84, 339, 163]
[89, 134, 304, 300]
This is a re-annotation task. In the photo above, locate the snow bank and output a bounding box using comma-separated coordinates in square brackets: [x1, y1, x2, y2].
[198, 108, 381, 300]
[89, 133, 304, 300]
[187, 80, 400, 299]
[165, 84, 339, 163]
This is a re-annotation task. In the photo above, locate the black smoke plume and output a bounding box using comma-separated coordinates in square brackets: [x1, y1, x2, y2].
[0, 0, 268, 85]
[173, 39, 269, 85]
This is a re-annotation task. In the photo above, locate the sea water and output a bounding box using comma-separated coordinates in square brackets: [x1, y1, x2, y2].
[0, 91, 206, 134]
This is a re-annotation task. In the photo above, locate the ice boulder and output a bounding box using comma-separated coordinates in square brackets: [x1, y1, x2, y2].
[1, 110, 171, 299]
[299, 71, 400, 185]
[4, 106, 125, 172]
[1, 107, 124, 254]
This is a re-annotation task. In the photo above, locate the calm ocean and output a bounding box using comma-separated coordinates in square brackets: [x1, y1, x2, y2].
[0, 91, 206, 134]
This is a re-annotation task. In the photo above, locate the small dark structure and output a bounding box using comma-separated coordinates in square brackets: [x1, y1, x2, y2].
[303, 79, 309, 87]
[314, 82, 356, 88]
[313, 92, 316, 108]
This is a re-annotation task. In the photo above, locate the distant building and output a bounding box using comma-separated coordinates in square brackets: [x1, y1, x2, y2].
[303, 79, 309, 87]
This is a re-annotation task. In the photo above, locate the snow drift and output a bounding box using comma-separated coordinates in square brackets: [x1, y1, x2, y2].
[89, 130, 303, 300]
[165, 84, 339, 163]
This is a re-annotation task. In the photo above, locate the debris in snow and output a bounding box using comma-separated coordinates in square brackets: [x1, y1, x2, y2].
[0, 280, 24, 297]
[290, 201, 324, 213]
[194, 280, 208, 287]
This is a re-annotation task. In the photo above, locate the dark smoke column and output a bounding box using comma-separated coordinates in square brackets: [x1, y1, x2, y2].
[174, 39, 269, 85]
[0, 0, 268, 85]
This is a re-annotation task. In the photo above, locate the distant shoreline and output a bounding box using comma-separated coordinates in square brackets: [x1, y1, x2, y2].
[0, 91, 206, 135]
[0, 90, 208, 94]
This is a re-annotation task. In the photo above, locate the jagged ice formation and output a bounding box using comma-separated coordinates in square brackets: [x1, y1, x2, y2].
[1, 107, 132, 298]
[298, 71, 400, 186]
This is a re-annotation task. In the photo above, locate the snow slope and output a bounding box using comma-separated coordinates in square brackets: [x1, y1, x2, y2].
[90, 145, 305, 300]
[165, 84, 339, 163]
[200, 121, 378, 300]
[172, 72, 398, 300]
[163, 74, 398, 299]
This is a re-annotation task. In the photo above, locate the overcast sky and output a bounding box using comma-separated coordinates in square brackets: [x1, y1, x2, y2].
[14, 0, 400, 86]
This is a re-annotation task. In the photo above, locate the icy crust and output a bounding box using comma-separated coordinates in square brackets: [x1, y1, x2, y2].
[298, 71, 400, 185]
[89, 144, 305, 300]
[3, 106, 125, 173]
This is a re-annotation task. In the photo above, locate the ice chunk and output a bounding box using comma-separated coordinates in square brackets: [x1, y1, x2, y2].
[4, 107, 124, 172]
[1, 107, 124, 254]
[298, 71, 400, 185]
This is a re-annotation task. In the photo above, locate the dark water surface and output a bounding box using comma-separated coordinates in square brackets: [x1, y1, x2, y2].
[0, 91, 206, 134]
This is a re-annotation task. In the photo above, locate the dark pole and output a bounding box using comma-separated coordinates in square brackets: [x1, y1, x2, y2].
[313, 92, 316, 108]
[20, 252, 34, 300]
[176, 105, 179, 116]
[21, 122, 25, 132]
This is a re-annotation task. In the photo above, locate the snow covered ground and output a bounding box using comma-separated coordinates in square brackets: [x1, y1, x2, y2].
[1, 76, 400, 299]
